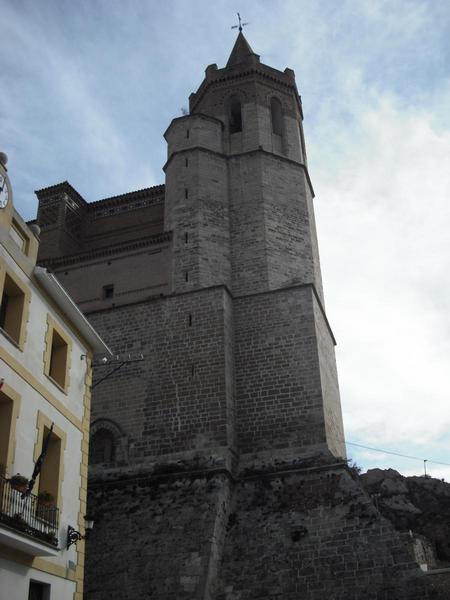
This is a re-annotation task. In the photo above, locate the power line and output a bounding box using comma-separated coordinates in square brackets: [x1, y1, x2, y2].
[345, 440, 450, 468]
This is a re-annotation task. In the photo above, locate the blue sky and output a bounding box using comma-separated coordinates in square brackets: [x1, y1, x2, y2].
[2, 0, 450, 478]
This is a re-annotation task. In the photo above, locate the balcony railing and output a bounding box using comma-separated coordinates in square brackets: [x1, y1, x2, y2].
[0, 475, 59, 547]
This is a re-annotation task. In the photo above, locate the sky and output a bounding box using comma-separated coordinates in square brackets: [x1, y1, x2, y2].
[1, 0, 450, 479]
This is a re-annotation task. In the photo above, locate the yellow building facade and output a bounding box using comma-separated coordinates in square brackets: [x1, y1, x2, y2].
[0, 152, 111, 600]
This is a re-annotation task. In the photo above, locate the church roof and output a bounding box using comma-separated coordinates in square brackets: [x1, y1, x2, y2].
[226, 32, 258, 67]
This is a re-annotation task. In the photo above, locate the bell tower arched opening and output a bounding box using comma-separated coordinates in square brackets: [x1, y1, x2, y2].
[229, 96, 243, 134]
[270, 97, 283, 136]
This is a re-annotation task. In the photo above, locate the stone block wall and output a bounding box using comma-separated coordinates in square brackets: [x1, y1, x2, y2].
[261, 153, 322, 296]
[313, 294, 346, 458]
[234, 285, 342, 458]
[217, 466, 433, 600]
[164, 114, 224, 159]
[87, 282, 344, 466]
[87, 286, 235, 462]
[164, 118, 230, 294]
[52, 241, 171, 313]
[85, 464, 443, 600]
[228, 153, 269, 295]
[85, 472, 232, 600]
[82, 201, 164, 250]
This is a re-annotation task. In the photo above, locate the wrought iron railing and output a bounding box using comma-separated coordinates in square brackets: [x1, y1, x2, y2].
[0, 475, 59, 547]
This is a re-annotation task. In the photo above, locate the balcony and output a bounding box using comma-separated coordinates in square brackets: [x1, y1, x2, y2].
[0, 475, 59, 556]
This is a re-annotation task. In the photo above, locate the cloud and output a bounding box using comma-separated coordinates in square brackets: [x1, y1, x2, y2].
[314, 84, 450, 460]
[0, 0, 159, 209]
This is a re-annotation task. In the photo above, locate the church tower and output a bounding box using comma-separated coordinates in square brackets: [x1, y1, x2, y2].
[163, 31, 345, 463]
[33, 33, 431, 600]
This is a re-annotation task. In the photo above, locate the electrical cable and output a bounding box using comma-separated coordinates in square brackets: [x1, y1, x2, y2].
[344, 440, 450, 468]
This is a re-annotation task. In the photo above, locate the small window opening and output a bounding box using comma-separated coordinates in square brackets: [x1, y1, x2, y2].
[102, 284, 114, 299]
[185, 158, 189, 167]
[191, 364, 195, 376]
[28, 581, 50, 600]
[49, 330, 68, 389]
[185, 188, 188, 199]
[185, 232, 188, 244]
[185, 271, 189, 282]
[186, 129, 190, 138]
[38, 427, 62, 507]
[0, 273, 25, 344]
[89, 429, 115, 464]
[188, 314, 192, 326]
[0, 392, 14, 472]
[229, 96, 242, 134]
[271, 97, 283, 135]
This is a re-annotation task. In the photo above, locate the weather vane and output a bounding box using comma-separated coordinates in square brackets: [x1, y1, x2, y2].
[231, 12, 249, 32]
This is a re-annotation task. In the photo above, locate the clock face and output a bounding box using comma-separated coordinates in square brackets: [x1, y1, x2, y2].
[0, 174, 9, 209]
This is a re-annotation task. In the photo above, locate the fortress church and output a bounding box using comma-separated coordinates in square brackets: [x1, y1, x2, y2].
[32, 33, 444, 600]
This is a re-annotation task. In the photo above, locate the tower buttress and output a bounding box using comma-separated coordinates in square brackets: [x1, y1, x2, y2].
[164, 114, 230, 293]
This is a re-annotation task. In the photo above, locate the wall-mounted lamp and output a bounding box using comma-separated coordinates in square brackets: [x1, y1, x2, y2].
[67, 515, 94, 549]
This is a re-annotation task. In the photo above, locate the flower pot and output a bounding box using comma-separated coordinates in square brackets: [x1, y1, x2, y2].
[11, 482, 27, 493]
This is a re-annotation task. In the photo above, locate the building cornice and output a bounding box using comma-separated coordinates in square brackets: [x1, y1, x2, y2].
[88, 460, 348, 488]
[35, 181, 87, 205]
[163, 146, 315, 198]
[39, 231, 172, 269]
[164, 113, 224, 139]
[35, 182, 165, 212]
[88, 185, 165, 210]
[86, 281, 335, 345]
[190, 65, 303, 117]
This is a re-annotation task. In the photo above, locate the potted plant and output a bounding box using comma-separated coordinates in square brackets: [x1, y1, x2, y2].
[12, 513, 27, 530]
[38, 491, 55, 507]
[10, 474, 28, 493]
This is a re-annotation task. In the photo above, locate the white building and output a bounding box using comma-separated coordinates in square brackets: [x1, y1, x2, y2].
[0, 152, 111, 600]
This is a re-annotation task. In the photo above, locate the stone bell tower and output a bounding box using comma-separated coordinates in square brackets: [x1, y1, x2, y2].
[163, 31, 345, 462]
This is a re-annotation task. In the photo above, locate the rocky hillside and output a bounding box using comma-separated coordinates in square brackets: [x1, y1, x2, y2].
[361, 468, 450, 564]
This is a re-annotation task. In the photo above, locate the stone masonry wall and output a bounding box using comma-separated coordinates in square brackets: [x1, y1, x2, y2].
[87, 287, 235, 462]
[217, 465, 434, 600]
[261, 153, 323, 297]
[85, 464, 445, 600]
[164, 119, 230, 294]
[53, 243, 171, 313]
[87, 283, 343, 466]
[85, 472, 232, 600]
[228, 153, 269, 295]
[313, 295, 346, 458]
[234, 285, 329, 456]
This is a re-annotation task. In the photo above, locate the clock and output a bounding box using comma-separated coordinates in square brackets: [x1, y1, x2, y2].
[0, 174, 9, 209]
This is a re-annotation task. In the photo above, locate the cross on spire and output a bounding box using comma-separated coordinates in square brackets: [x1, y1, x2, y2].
[231, 12, 249, 33]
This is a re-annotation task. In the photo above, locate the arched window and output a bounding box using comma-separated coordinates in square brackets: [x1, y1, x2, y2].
[271, 97, 283, 136]
[89, 428, 115, 464]
[229, 96, 242, 134]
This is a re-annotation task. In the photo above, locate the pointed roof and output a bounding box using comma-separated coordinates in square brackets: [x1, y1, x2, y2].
[226, 32, 258, 67]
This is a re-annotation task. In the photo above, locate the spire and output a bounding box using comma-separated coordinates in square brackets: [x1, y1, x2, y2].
[226, 32, 258, 67]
